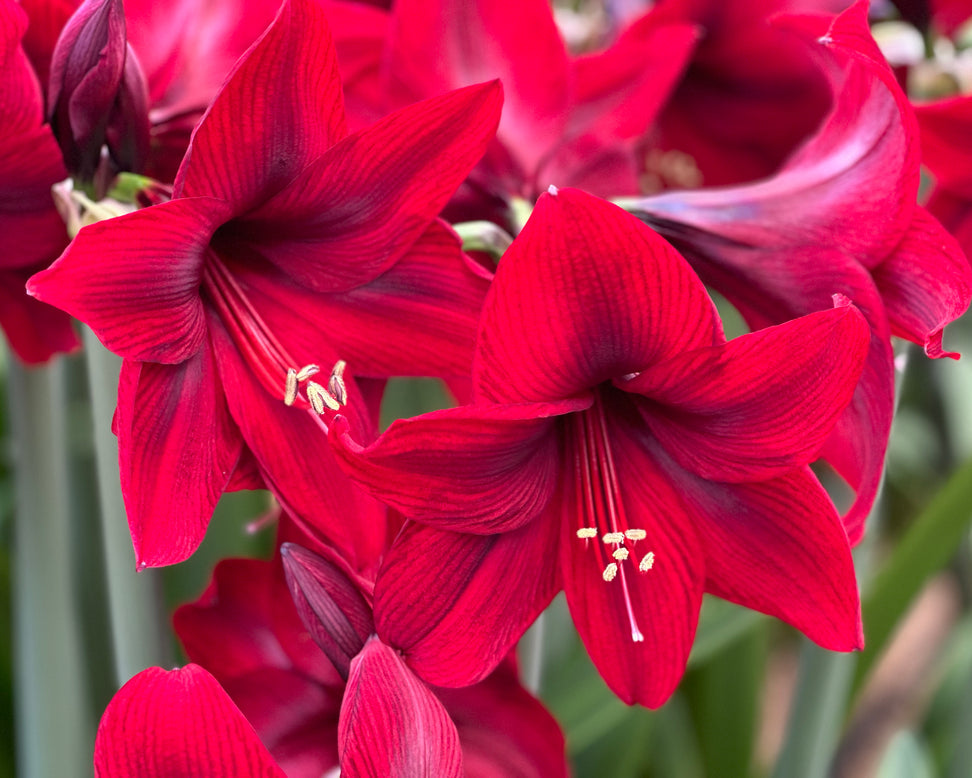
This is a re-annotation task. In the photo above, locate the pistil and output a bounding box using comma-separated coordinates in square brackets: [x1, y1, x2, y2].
[572, 393, 655, 643]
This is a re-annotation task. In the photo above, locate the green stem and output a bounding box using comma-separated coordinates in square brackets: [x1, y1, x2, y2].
[9, 356, 92, 776]
[520, 610, 546, 694]
[452, 220, 513, 262]
[82, 330, 169, 683]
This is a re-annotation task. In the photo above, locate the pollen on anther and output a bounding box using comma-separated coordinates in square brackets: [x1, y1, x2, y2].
[639, 552, 655, 572]
[576, 527, 598, 539]
[602, 532, 624, 544]
[602, 563, 618, 582]
[284, 368, 298, 406]
[613, 547, 629, 561]
[328, 360, 348, 405]
[295, 364, 320, 381]
[307, 381, 341, 415]
[625, 529, 647, 541]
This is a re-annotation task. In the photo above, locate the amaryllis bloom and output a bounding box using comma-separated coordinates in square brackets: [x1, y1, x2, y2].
[329, 187, 871, 707]
[28, 0, 500, 567]
[325, 0, 698, 224]
[628, 0, 837, 189]
[150, 540, 566, 777]
[624, 0, 972, 543]
[0, 0, 77, 363]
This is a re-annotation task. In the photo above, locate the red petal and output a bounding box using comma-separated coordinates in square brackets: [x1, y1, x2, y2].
[475, 187, 721, 404]
[561, 408, 705, 708]
[340, 637, 462, 778]
[174, 0, 346, 210]
[683, 465, 863, 651]
[238, 82, 501, 293]
[0, 273, 79, 364]
[873, 207, 972, 359]
[330, 398, 589, 533]
[116, 349, 244, 567]
[28, 197, 232, 364]
[281, 542, 375, 680]
[624, 304, 870, 482]
[435, 661, 568, 778]
[94, 665, 286, 777]
[229, 221, 489, 379]
[386, 0, 568, 175]
[374, 520, 559, 687]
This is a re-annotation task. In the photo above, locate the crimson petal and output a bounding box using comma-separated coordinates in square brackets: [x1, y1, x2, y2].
[174, 0, 346, 210]
[623, 304, 870, 482]
[872, 207, 972, 359]
[94, 665, 285, 777]
[678, 463, 863, 651]
[374, 520, 559, 687]
[28, 197, 232, 364]
[475, 187, 721, 405]
[239, 81, 502, 293]
[116, 349, 243, 567]
[340, 637, 462, 778]
[330, 397, 590, 533]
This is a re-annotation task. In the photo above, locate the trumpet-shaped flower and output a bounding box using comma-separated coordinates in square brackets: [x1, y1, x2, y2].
[28, 0, 500, 567]
[330, 187, 871, 707]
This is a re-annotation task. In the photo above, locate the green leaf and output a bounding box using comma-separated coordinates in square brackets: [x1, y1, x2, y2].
[877, 732, 935, 778]
[854, 454, 972, 691]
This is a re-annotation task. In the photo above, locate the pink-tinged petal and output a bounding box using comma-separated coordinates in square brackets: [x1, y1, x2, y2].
[374, 520, 559, 687]
[94, 665, 286, 777]
[0, 274, 79, 364]
[624, 304, 870, 483]
[435, 661, 568, 778]
[340, 637, 463, 778]
[281, 543, 375, 680]
[873, 207, 972, 359]
[330, 397, 590, 533]
[386, 0, 568, 174]
[28, 197, 232, 364]
[0, 0, 48, 131]
[236, 82, 502, 293]
[115, 349, 244, 567]
[18, 0, 75, 94]
[678, 463, 863, 651]
[561, 404, 705, 708]
[475, 187, 722, 405]
[174, 0, 346, 209]
[231, 221, 489, 379]
[208, 315, 389, 568]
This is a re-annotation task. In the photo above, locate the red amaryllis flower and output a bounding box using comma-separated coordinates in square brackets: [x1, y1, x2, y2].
[325, 0, 697, 225]
[624, 0, 972, 543]
[165, 540, 567, 777]
[0, 0, 77, 363]
[28, 0, 500, 567]
[329, 187, 870, 707]
[629, 0, 837, 189]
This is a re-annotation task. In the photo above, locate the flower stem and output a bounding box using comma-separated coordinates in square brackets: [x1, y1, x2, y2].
[82, 330, 169, 683]
[9, 356, 92, 776]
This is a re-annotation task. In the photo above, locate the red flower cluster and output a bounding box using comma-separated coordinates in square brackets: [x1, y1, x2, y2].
[6, 0, 972, 773]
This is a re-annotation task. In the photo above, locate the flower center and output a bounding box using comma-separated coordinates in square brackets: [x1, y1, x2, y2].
[572, 393, 655, 643]
[201, 251, 344, 417]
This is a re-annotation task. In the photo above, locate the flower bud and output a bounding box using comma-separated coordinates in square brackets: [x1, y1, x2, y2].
[47, 0, 149, 192]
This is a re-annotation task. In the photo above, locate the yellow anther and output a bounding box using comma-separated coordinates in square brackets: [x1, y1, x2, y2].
[295, 364, 321, 381]
[602, 563, 618, 582]
[624, 529, 647, 541]
[576, 527, 598, 539]
[306, 382, 339, 414]
[284, 368, 298, 406]
[613, 547, 629, 561]
[639, 552, 655, 572]
[602, 532, 624, 544]
[328, 360, 348, 405]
